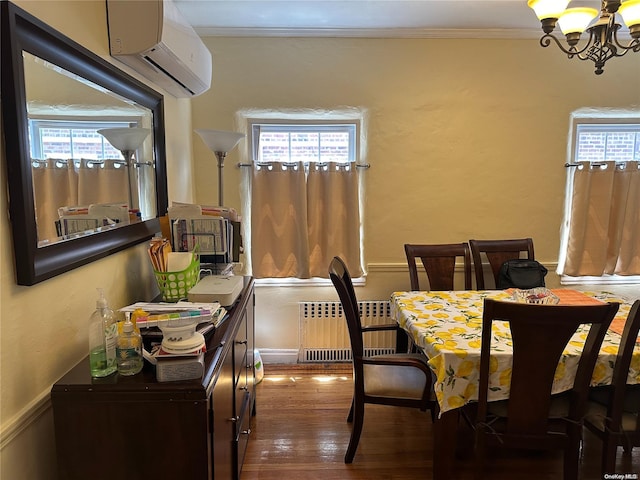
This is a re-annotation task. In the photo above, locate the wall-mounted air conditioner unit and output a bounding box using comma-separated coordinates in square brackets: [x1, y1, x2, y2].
[106, 0, 212, 98]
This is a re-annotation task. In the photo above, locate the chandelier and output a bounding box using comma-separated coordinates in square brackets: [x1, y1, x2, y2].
[528, 0, 640, 74]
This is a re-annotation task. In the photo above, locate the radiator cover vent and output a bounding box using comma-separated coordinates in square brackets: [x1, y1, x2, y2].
[299, 301, 395, 363]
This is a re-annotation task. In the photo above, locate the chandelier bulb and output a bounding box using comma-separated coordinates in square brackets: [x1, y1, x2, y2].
[619, 0, 640, 35]
[558, 7, 599, 35]
[528, 0, 570, 21]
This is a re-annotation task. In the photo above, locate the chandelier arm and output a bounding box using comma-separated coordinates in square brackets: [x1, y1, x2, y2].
[611, 28, 640, 53]
[540, 33, 592, 57]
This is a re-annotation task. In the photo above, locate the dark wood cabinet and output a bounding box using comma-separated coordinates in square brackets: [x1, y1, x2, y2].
[51, 278, 255, 480]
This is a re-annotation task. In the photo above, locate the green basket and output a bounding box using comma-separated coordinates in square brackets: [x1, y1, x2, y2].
[153, 250, 200, 302]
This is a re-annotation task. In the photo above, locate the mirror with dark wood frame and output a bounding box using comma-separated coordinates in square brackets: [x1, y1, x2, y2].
[1, 2, 168, 285]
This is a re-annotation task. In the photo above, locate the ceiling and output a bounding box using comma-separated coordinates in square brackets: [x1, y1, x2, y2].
[173, 0, 554, 38]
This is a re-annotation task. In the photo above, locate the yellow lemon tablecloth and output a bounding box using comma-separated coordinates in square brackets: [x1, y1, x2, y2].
[390, 290, 638, 414]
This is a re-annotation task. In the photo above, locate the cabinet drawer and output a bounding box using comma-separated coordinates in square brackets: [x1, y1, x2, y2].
[234, 319, 248, 388]
[235, 390, 252, 477]
[234, 341, 247, 385]
[235, 352, 248, 415]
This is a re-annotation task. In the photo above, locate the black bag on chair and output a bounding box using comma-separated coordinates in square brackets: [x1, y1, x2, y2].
[497, 259, 547, 289]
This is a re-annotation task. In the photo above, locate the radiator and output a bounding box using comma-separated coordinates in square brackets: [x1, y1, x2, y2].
[299, 300, 396, 363]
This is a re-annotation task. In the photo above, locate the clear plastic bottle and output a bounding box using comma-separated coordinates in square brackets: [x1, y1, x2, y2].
[88, 288, 118, 377]
[116, 317, 143, 376]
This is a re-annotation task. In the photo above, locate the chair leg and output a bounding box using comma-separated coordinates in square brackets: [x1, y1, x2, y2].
[474, 428, 486, 480]
[563, 430, 581, 480]
[429, 401, 438, 423]
[347, 396, 354, 423]
[344, 400, 364, 464]
[395, 329, 409, 353]
[602, 435, 618, 475]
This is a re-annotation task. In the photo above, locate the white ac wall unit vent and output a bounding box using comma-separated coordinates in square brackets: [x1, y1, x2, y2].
[106, 0, 212, 98]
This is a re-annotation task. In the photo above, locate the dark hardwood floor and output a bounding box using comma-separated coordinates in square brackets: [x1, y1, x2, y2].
[241, 364, 640, 480]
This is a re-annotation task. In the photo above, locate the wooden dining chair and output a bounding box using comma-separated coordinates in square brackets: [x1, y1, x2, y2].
[474, 298, 619, 480]
[404, 243, 472, 291]
[584, 300, 640, 475]
[328, 256, 437, 463]
[469, 238, 535, 289]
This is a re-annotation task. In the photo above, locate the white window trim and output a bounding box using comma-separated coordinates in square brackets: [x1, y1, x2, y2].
[561, 275, 640, 286]
[255, 276, 366, 287]
[558, 109, 640, 286]
[29, 117, 140, 159]
[235, 107, 369, 283]
[250, 122, 358, 164]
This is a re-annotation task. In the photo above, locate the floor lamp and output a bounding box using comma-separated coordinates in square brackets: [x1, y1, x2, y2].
[195, 129, 245, 206]
[98, 127, 150, 210]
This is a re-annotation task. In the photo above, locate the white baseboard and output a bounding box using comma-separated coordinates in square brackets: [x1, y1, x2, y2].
[256, 348, 299, 364]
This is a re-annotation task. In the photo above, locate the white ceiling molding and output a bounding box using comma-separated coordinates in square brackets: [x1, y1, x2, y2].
[194, 26, 544, 39]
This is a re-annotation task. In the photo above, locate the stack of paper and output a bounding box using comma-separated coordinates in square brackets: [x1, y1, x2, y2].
[167, 202, 234, 263]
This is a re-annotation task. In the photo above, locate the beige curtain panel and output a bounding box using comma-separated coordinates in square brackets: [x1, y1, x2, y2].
[32, 159, 129, 242]
[562, 161, 640, 276]
[77, 159, 129, 206]
[307, 164, 362, 278]
[251, 162, 310, 278]
[32, 159, 78, 242]
[251, 162, 362, 279]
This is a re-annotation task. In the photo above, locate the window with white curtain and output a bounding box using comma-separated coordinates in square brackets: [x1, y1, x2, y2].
[240, 115, 366, 281]
[29, 118, 137, 242]
[558, 116, 640, 284]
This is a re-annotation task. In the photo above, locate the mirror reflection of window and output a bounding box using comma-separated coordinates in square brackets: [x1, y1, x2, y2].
[23, 52, 157, 246]
[29, 120, 126, 159]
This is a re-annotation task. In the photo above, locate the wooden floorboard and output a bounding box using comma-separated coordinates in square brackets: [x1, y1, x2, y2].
[240, 365, 639, 480]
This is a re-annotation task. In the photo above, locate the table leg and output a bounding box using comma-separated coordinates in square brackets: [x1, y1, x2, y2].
[395, 328, 409, 353]
[433, 408, 460, 479]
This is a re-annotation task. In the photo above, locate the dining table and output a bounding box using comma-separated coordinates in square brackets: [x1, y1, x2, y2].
[390, 288, 639, 479]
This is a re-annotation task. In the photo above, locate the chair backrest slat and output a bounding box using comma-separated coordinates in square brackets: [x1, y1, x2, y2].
[329, 256, 364, 360]
[404, 243, 472, 291]
[478, 299, 619, 436]
[469, 238, 534, 289]
[607, 300, 640, 430]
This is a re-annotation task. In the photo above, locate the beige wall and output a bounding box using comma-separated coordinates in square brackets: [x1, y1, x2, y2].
[0, 2, 194, 478]
[190, 35, 640, 357]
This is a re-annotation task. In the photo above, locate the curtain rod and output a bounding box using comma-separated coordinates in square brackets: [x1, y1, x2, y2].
[31, 158, 128, 167]
[237, 162, 370, 168]
[564, 161, 637, 168]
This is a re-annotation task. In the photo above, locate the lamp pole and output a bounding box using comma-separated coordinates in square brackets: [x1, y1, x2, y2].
[214, 151, 227, 206]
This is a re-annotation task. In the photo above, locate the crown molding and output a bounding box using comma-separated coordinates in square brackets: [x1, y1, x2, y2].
[195, 26, 544, 39]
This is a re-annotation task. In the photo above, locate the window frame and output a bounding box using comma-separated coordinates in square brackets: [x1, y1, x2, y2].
[29, 117, 141, 160]
[240, 112, 367, 285]
[569, 118, 640, 165]
[248, 119, 359, 165]
[559, 114, 640, 285]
